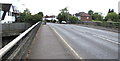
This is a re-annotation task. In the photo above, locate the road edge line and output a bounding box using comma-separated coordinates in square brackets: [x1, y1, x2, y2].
[50, 26, 84, 60]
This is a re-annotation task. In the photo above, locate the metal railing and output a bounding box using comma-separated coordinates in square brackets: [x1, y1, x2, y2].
[0, 21, 42, 61]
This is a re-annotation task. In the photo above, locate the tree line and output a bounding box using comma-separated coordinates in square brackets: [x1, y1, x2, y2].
[17, 8, 43, 24]
[88, 9, 120, 22]
[17, 8, 120, 24]
[57, 8, 120, 24]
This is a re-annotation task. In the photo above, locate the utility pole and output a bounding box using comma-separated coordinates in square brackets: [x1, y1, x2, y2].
[118, 1, 120, 15]
[0, 5, 2, 21]
[67, 12, 69, 24]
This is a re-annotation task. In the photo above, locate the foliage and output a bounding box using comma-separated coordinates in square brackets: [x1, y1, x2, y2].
[108, 9, 114, 13]
[17, 8, 31, 22]
[92, 12, 103, 21]
[23, 8, 31, 15]
[105, 12, 120, 22]
[88, 10, 103, 21]
[57, 7, 70, 23]
[69, 16, 79, 23]
[57, 7, 79, 24]
[70, 16, 79, 21]
[38, 12, 44, 17]
[118, 14, 120, 20]
[88, 10, 94, 15]
[17, 8, 43, 24]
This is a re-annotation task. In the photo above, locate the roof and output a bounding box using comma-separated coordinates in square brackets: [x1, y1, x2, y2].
[0, 3, 12, 12]
[0, 3, 12, 20]
[75, 12, 90, 17]
[44, 15, 56, 18]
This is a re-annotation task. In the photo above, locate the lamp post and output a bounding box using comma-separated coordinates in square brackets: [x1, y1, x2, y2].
[118, 1, 120, 15]
[0, 6, 2, 21]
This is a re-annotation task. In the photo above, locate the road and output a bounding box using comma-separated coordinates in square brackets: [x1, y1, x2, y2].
[48, 23, 119, 59]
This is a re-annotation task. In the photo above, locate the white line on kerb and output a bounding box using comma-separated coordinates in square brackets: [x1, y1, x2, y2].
[93, 35, 120, 45]
[51, 27, 84, 60]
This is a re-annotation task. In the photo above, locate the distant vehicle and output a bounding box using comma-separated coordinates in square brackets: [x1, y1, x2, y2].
[42, 20, 46, 25]
[61, 21, 67, 24]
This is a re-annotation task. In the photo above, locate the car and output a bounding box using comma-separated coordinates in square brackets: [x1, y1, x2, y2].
[61, 21, 67, 24]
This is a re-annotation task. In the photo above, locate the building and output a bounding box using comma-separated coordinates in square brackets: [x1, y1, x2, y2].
[75, 12, 92, 21]
[0, 3, 18, 23]
[44, 15, 58, 22]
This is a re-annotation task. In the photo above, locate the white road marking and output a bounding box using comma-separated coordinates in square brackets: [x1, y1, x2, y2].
[51, 27, 84, 60]
[93, 35, 120, 45]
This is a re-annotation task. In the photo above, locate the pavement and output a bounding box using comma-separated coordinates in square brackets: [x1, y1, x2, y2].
[28, 25, 74, 59]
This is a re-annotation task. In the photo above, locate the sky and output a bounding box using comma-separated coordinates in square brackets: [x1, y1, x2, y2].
[0, 0, 120, 16]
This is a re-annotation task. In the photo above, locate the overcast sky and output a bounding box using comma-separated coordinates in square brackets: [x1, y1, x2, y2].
[0, 0, 120, 16]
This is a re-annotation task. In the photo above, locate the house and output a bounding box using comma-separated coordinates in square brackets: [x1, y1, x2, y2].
[0, 3, 18, 23]
[44, 15, 58, 22]
[75, 12, 92, 21]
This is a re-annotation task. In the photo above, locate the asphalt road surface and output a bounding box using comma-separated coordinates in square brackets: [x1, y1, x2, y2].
[48, 23, 119, 59]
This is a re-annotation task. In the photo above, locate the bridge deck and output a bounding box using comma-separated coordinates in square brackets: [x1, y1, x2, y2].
[28, 24, 73, 59]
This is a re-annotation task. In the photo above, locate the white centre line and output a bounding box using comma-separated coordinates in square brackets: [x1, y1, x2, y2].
[51, 26, 84, 61]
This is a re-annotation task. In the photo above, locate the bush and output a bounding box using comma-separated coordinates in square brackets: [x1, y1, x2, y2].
[17, 9, 43, 24]
[105, 12, 119, 22]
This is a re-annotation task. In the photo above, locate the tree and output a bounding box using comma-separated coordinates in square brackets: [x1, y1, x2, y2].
[26, 12, 43, 24]
[118, 13, 120, 20]
[119, 15, 120, 21]
[17, 8, 31, 22]
[17, 8, 43, 24]
[38, 12, 44, 17]
[57, 13, 64, 23]
[17, 13, 25, 22]
[108, 9, 114, 14]
[108, 9, 111, 13]
[105, 12, 119, 22]
[92, 12, 103, 21]
[34, 13, 43, 21]
[57, 7, 70, 23]
[88, 10, 94, 16]
[69, 16, 79, 23]
[23, 8, 31, 15]
[111, 9, 114, 13]
[57, 7, 80, 24]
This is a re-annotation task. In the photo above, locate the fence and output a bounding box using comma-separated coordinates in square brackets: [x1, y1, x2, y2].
[0, 21, 42, 61]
